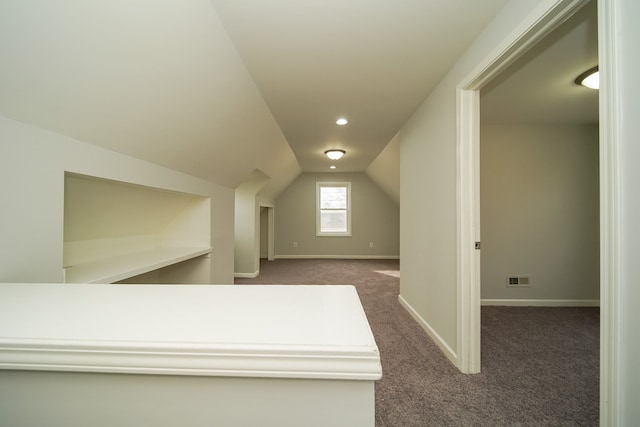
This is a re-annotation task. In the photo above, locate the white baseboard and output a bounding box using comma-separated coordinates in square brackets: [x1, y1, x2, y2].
[481, 299, 600, 307]
[275, 255, 400, 260]
[234, 270, 259, 279]
[398, 295, 458, 367]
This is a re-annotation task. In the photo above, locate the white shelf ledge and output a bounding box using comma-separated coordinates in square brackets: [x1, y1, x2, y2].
[64, 247, 211, 284]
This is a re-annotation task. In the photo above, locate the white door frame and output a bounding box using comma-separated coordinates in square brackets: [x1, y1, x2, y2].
[456, 0, 619, 424]
[259, 204, 275, 261]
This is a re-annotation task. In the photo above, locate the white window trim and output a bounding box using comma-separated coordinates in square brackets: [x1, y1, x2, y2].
[316, 181, 352, 237]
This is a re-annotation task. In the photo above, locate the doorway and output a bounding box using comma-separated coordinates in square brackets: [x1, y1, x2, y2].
[456, 0, 618, 423]
[479, 1, 599, 307]
[259, 205, 275, 262]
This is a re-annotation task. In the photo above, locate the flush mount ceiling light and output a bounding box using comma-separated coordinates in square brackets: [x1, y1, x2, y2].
[575, 66, 599, 89]
[336, 118, 348, 125]
[330, 165, 337, 169]
[325, 149, 345, 160]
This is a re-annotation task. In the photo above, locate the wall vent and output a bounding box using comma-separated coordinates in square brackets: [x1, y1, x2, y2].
[506, 275, 531, 287]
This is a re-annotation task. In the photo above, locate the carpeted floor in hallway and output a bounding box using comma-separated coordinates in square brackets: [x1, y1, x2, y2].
[236, 258, 599, 426]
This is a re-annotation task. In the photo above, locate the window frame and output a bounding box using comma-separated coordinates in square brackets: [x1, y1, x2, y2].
[316, 181, 352, 237]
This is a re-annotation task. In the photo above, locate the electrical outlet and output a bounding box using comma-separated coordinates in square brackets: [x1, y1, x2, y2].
[293, 242, 298, 248]
[369, 242, 374, 248]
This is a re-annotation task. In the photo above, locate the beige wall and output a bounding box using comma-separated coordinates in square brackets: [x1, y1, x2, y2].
[480, 124, 599, 302]
[399, 0, 552, 359]
[275, 173, 399, 258]
[0, 115, 235, 284]
[365, 132, 401, 205]
[234, 173, 269, 278]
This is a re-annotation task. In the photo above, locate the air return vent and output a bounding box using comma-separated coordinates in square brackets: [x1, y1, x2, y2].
[506, 275, 531, 287]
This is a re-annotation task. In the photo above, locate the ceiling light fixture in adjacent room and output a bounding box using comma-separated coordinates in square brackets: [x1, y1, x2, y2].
[575, 66, 599, 89]
[336, 118, 348, 125]
[325, 149, 345, 160]
[330, 165, 337, 169]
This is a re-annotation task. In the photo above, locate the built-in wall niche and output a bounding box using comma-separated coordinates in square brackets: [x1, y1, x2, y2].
[63, 172, 212, 284]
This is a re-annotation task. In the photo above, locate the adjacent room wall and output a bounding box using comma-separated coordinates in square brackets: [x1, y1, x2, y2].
[234, 171, 269, 278]
[275, 173, 399, 258]
[0, 115, 235, 284]
[398, 0, 555, 360]
[480, 124, 599, 304]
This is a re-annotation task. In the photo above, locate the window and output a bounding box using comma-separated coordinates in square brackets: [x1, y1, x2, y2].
[316, 182, 351, 236]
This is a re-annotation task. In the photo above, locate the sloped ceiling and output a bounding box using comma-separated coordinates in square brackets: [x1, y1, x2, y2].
[365, 132, 401, 205]
[0, 0, 514, 201]
[482, 0, 598, 124]
[0, 0, 300, 194]
[209, 0, 510, 173]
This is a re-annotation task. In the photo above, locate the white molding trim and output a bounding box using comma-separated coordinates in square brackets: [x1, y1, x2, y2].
[456, 88, 481, 374]
[455, 0, 591, 376]
[0, 340, 382, 380]
[258, 203, 275, 262]
[398, 295, 457, 367]
[234, 270, 259, 279]
[458, 0, 589, 90]
[598, 0, 621, 425]
[275, 255, 400, 260]
[0, 284, 382, 381]
[481, 299, 600, 307]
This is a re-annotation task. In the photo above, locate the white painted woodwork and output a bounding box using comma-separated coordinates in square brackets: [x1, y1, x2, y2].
[398, 295, 457, 367]
[0, 283, 381, 426]
[63, 173, 212, 284]
[64, 247, 212, 284]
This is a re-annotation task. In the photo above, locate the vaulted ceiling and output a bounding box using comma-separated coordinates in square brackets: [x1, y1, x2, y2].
[0, 0, 301, 198]
[209, 0, 510, 172]
[0, 0, 595, 204]
[0, 0, 509, 201]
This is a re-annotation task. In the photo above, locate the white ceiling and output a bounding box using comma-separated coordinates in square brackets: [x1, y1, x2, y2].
[0, 0, 300, 196]
[1, 0, 594, 202]
[210, 0, 511, 172]
[481, 0, 598, 125]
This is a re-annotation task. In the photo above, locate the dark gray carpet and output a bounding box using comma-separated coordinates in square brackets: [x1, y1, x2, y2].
[236, 259, 599, 426]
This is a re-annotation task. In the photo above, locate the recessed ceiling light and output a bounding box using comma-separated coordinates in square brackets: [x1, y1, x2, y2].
[575, 66, 599, 90]
[330, 165, 336, 169]
[336, 118, 348, 125]
[325, 149, 345, 160]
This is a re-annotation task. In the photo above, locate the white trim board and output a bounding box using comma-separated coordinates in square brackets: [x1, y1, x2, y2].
[398, 295, 457, 368]
[275, 255, 399, 260]
[597, 1, 621, 425]
[258, 204, 275, 262]
[234, 270, 259, 279]
[481, 299, 600, 307]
